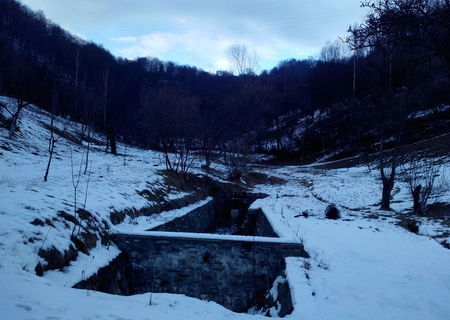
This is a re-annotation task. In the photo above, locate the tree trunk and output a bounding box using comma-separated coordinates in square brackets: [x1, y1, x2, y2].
[353, 54, 356, 97]
[164, 150, 173, 172]
[8, 115, 17, 137]
[380, 178, 394, 210]
[109, 128, 117, 155]
[412, 184, 422, 215]
[8, 103, 24, 138]
[43, 140, 54, 182]
[84, 133, 91, 174]
[202, 137, 211, 168]
[105, 125, 117, 155]
[204, 151, 211, 168]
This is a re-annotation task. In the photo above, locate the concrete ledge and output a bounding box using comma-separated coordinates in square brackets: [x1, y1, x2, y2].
[113, 231, 304, 246]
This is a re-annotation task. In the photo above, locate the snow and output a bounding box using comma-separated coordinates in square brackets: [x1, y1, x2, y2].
[284, 221, 450, 320]
[1, 263, 263, 320]
[113, 230, 298, 244]
[112, 197, 213, 233]
[0, 96, 200, 277]
[251, 163, 450, 320]
[44, 243, 121, 288]
[408, 105, 450, 119]
[1, 95, 450, 319]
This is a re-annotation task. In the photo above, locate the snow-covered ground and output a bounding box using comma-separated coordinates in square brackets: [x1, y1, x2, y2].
[251, 164, 450, 320]
[1, 96, 449, 319]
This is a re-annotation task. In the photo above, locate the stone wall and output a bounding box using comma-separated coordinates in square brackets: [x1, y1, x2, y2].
[151, 196, 278, 237]
[151, 198, 219, 233]
[110, 233, 308, 313]
[73, 253, 131, 294]
[74, 197, 307, 316]
[244, 208, 279, 237]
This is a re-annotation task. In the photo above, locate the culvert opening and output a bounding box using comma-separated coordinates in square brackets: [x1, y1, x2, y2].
[149, 192, 278, 237]
[74, 194, 308, 317]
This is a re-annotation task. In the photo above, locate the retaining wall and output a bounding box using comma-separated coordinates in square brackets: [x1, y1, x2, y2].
[111, 232, 308, 312]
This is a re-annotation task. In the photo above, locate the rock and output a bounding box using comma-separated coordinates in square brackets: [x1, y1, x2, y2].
[38, 246, 64, 270]
[71, 232, 98, 254]
[398, 219, 420, 234]
[325, 204, 340, 219]
[110, 210, 126, 225]
[37, 245, 79, 273]
[257, 275, 294, 317]
[30, 218, 45, 226]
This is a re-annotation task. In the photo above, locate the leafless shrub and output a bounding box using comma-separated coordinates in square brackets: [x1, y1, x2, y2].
[70, 147, 85, 235]
[311, 251, 331, 271]
[303, 260, 311, 270]
[163, 137, 196, 175]
[400, 158, 447, 215]
[224, 138, 250, 181]
[44, 89, 64, 182]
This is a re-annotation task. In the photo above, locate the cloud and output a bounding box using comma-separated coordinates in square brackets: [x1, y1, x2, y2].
[115, 31, 233, 71]
[213, 58, 231, 71]
[21, 0, 368, 71]
[114, 30, 317, 72]
[111, 37, 138, 43]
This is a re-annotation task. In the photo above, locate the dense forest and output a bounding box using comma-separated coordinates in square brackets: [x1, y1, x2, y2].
[0, 0, 449, 167]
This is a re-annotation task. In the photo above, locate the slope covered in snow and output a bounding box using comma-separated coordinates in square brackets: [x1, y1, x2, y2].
[0, 96, 204, 281]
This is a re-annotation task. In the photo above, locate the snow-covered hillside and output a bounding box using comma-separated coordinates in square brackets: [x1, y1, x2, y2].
[1, 96, 449, 320]
[0, 96, 206, 280]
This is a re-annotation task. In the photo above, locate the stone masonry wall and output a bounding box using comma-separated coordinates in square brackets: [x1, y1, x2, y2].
[151, 198, 219, 233]
[111, 233, 308, 312]
[151, 197, 279, 238]
[245, 208, 280, 237]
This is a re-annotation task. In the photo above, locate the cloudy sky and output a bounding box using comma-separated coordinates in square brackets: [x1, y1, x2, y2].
[20, 0, 367, 72]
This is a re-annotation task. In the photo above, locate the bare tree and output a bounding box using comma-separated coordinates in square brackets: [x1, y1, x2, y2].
[80, 81, 96, 175]
[348, 4, 410, 211]
[224, 137, 250, 181]
[198, 100, 224, 168]
[102, 66, 117, 155]
[82, 160, 93, 214]
[103, 67, 109, 137]
[173, 137, 196, 175]
[0, 98, 29, 138]
[8, 97, 29, 138]
[379, 145, 400, 210]
[349, 0, 450, 68]
[319, 39, 350, 62]
[43, 87, 62, 182]
[83, 122, 92, 175]
[148, 86, 200, 175]
[6, 28, 31, 138]
[400, 158, 447, 215]
[344, 25, 367, 98]
[229, 44, 259, 75]
[70, 147, 85, 235]
[161, 122, 197, 176]
[377, 90, 408, 211]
